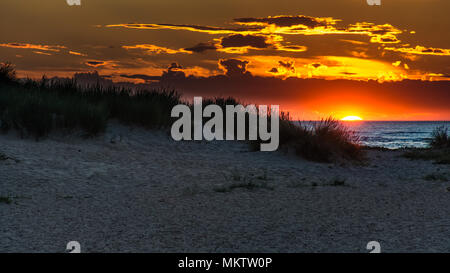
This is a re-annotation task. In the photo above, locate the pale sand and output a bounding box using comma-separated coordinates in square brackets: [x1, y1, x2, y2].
[1, 122, 449, 253]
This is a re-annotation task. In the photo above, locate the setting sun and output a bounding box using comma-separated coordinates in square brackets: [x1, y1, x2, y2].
[341, 116, 363, 121]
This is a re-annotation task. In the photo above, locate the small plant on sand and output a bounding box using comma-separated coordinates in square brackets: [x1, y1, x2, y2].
[256, 168, 268, 180]
[331, 177, 347, 186]
[430, 126, 450, 148]
[0, 152, 8, 161]
[403, 149, 450, 165]
[214, 181, 274, 192]
[0, 196, 12, 204]
[215, 170, 274, 192]
[423, 173, 448, 182]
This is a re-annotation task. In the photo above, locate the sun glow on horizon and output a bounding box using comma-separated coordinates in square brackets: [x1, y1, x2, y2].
[341, 116, 363, 121]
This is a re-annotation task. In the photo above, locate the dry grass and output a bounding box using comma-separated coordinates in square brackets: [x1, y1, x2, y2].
[0, 63, 180, 139]
[253, 114, 364, 162]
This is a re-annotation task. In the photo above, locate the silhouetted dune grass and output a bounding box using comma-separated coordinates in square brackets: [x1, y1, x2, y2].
[251, 114, 363, 162]
[0, 62, 15, 83]
[430, 126, 450, 149]
[0, 63, 180, 139]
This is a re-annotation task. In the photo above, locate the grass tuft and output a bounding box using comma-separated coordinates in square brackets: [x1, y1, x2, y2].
[0, 62, 16, 83]
[254, 114, 364, 162]
[0, 196, 12, 204]
[423, 173, 448, 182]
[430, 126, 450, 148]
[0, 152, 8, 161]
[403, 148, 450, 164]
[215, 170, 274, 192]
[331, 177, 347, 186]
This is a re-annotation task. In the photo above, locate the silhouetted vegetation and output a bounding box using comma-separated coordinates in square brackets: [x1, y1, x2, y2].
[252, 114, 363, 162]
[0, 196, 12, 205]
[0, 62, 180, 139]
[423, 172, 448, 182]
[215, 169, 274, 192]
[430, 126, 450, 148]
[0, 62, 16, 83]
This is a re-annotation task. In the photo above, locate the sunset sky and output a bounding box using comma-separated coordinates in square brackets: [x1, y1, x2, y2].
[1, 0, 449, 120]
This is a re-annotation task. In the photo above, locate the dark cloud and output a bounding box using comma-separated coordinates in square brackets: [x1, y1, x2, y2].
[168, 62, 183, 70]
[423, 49, 444, 54]
[219, 59, 252, 77]
[107, 23, 262, 34]
[162, 66, 186, 80]
[120, 74, 161, 82]
[157, 23, 260, 33]
[85, 61, 107, 67]
[220, 34, 271, 49]
[379, 37, 399, 43]
[234, 15, 330, 28]
[278, 60, 295, 72]
[184, 42, 218, 53]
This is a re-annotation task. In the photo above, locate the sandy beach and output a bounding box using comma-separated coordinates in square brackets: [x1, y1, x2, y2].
[1, 122, 449, 253]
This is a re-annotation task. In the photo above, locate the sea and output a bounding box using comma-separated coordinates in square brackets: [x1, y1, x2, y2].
[302, 121, 450, 149]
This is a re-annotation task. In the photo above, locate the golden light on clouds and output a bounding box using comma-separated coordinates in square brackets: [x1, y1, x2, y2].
[0, 42, 66, 52]
[384, 45, 450, 56]
[123, 44, 192, 55]
[69, 51, 87, 57]
[246, 55, 408, 81]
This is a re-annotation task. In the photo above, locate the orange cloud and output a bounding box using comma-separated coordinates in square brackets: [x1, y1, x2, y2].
[33, 51, 52, 56]
[69, 51, 87, 56]
[384, 46, 450, 56]
[122, 44, 191, 55]
[244, 55, 409, 82]
[106, 23, 260, 35]
[85, 60, 116, 68]
[0, 42, 66, 52]
[346, 23, 402, 44]
[214, 34, 307, 54]
[340, 39, 369, 45]
[350, 51, 369, 58]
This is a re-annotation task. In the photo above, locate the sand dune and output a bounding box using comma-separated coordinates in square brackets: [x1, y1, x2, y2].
[1, 122, 449, 253]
